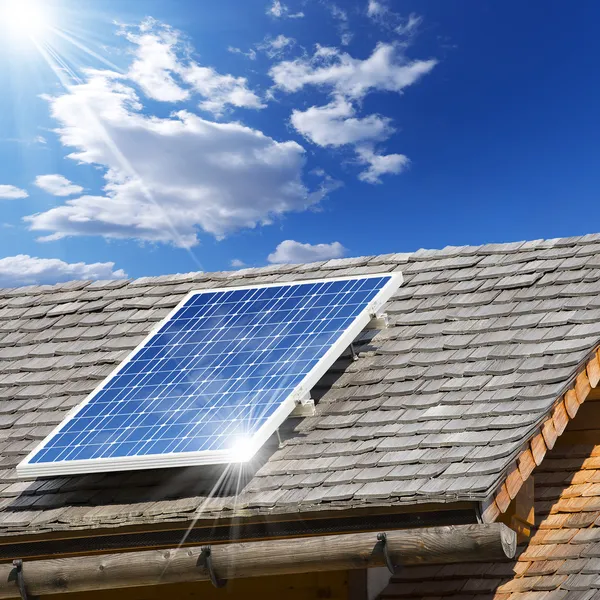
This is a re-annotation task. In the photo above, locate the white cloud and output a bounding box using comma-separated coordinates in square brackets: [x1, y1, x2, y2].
[257, 35, 296, 59]
[122, 19, 264, 116]
[267, 0, 304, 19]
[291, 96, 393, 147]
[35, 135, 47, 145]
[0, 255, 126, 287]
[230, 258, 245, 268]
[182, 64, 265, 115]
[34, 174, 84, 197]
[268, 240, 346, 264]
[25, 66, 328, 247]
[0, 185, 28, 199]
[356, 146, 409, 183]
[270, 42, 436, 99]
[123, 19, 190, 102]
[273, 40, 434, 183]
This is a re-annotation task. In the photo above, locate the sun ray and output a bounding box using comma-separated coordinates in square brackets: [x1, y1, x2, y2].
[4, 1, 205, 270]
[52, 27, 124, 73]
[36, 40, 83, 85]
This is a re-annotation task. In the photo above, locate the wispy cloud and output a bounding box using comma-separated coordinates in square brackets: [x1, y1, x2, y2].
[268, 240, 346, 264]
[0, 185, 28, 199]
[271, 42, 436, 99]
[228, 46, 258, 61]
[34, 174, 84, 197]
[257, 34, 296, 59]
[367, 0, 422, 39]
[325, 2, 353, 46]
[0, 255, 126, 287]
[2, 136, 47, 146]
[266, 0, 304, 19]
[395, 13, 422, 38]
[230, 34, 296, 62]
[230, 258, 245, 268]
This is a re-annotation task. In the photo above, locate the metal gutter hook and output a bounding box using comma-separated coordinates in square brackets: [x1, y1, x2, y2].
[199, 546, 227, 588]
[12, 560, 31, 600]
[377, 533, 397, 575]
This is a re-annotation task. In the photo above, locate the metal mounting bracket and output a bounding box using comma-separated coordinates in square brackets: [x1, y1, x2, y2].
[12, 560, 31, 600]
[291, 393, 315, 417]
[377, 533, 398, 575]
[365, 312, 389, 330]
[199, 546, 227, 588]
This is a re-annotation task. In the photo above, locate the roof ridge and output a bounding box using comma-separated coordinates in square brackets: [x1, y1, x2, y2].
[1, 232, 599, 294]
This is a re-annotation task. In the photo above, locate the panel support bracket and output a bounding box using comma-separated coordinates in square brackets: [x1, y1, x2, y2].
[377, 533, 398, 575]
[366, 311, 389, 330]
[199, 546, 227, 588]
[11, 560, 31, 600]
[291, 394, 316, 417]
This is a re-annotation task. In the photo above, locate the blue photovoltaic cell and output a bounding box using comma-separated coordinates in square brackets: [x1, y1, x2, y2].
[28, 276, 392, 467]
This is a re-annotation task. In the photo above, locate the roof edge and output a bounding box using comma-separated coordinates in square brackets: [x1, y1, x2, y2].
[480, 346, 600, 523]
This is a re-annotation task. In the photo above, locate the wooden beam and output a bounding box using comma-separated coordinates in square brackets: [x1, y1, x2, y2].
[0, 524, 516, 598]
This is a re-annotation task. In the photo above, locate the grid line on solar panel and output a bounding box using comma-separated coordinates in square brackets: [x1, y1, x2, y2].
[18, 273, 401, 476]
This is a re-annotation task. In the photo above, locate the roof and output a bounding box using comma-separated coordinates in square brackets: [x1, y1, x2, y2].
[1, 233, 600, 538]
[379, 442, 600, 600]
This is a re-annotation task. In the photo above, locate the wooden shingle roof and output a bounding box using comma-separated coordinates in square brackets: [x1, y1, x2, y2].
[1, 233, 600, 537]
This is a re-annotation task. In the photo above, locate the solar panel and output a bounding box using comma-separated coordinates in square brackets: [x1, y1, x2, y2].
[18, 273, 402, 477]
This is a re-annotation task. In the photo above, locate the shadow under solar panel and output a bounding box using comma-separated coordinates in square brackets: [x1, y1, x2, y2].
[18, 273, 402, 477]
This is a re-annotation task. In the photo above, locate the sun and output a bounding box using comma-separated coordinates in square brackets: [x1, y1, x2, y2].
[0, 0, 53, 41]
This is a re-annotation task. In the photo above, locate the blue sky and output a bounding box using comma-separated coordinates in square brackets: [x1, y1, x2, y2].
[0, 0, 599, 285]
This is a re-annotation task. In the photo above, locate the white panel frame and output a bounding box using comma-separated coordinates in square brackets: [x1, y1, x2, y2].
[17, 272, 403, 478]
